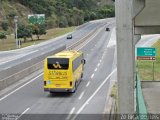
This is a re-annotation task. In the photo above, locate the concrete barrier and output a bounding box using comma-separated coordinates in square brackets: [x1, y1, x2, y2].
[0, 45, 66, 91]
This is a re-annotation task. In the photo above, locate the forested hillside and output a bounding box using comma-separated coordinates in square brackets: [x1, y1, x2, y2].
[0, 0, 114, 31]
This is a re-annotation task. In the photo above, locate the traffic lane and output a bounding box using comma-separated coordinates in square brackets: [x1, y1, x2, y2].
[23, 21, 105, 51]
[0, 22, 93, 59]
[18, 25, 111, 114]
[0, 22, 100, 67]
[81, 24, 113, 58]
[22, 23, 115, 115]
[0, 44, 61, 70]
[0, 18, 112, 56]
[0, 23, 109, 114]
[0, 19, 112, 68]
[0, 73, 44, 114]
[20, 48, 116, 120]
[0, 22, 115, 119]
[0, 21, 109, 69]
[68, 31, 115, 115]
[20, 24, 116, 120]
[79, 46, 115, 114]
[0, 28, 99, 69]
[0, 24, 93, 68]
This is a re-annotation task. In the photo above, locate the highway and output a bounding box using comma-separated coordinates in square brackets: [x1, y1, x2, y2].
[0, 19, 117, 120]
[0, 20, 112, 72]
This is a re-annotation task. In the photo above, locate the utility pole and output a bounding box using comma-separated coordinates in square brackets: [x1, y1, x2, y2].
[116, 0, 135, 114]
[14, 16, 19, 49]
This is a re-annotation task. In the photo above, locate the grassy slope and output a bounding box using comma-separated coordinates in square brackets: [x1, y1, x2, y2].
[0, 27, 75, 51]
[0, 1, 75, 51]
[138, 39, 160, 81]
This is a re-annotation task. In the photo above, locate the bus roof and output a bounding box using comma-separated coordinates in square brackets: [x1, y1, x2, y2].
[47, 50, 82, 59]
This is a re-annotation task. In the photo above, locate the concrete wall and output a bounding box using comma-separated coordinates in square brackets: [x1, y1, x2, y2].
[135, 0, 160, 26]
[0, 45, 66, 91]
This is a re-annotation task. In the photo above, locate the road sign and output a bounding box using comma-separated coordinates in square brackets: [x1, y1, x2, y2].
[137, 47, 156, 57]
[137, 56, 155, 60]
[28, 14, 45, 24]
[137, 47, 156, 61]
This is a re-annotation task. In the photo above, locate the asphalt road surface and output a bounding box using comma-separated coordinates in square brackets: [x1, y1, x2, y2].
[0, 18, 159, 120]
[0, 19, 117, 120]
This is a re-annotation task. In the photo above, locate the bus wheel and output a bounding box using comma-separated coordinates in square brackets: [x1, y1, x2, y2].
[49, 91, 54, 96]
[71, 82, 77, 93]
[81, 73, 83, 78]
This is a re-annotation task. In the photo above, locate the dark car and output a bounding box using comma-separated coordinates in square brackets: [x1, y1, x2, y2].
[67, 34, 72, 39]
[106, 27, 110, 31]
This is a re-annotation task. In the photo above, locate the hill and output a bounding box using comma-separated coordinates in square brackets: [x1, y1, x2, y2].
[0, 0, 115, 32]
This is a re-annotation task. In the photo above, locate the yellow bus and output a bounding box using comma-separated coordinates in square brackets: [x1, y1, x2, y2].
[44, 50, 85, 93]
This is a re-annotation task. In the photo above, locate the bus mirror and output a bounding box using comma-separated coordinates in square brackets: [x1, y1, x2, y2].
[82, 59, 86, 64]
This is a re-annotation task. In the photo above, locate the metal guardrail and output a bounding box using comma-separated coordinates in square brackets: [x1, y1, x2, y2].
[135, 67, 148, 120]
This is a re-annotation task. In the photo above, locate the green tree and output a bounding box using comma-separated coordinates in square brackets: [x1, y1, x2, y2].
[17, 24, 32, 42]
[0, 32, 7, 40]
[1, 21, 9, 31]
[72, 7, 84, 26]
[31, 24, 47, 40]
[0, 32, 7, 48]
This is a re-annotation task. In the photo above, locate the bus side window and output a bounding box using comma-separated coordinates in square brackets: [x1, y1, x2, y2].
[73, 55, 82, 72]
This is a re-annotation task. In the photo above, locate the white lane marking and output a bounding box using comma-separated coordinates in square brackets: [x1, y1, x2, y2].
[86, 81, 90, 87]
[16, 107, 30, 120]
[102, 54, 105, 59]
[100, 59, 102, 63]
[97, 63, 100, 67]
[66, 107, 75, 120]
[70, 107, 75, 114]
[91, 74, 94, 79]
[71, 68, 117, 120]
[0, 73, 43, 102]
[78, 91, 85, 100]
[94, 68, 98, 72]
[22, 107, 30, 114]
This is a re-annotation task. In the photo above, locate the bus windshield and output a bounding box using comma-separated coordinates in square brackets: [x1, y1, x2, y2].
[47, 58, 69, 70]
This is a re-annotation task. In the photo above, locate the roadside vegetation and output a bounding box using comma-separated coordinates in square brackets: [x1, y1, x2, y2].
[138, 40, 160, 81]
[0, 0, 115, 50]
[110, 83, 117, 100]
[0, 27, 75, 51]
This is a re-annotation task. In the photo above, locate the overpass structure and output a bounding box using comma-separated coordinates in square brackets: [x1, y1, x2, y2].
[116, 0, 160, 114]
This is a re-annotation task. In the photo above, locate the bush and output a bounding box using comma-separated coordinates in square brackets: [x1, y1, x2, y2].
[1, 21, 9, 31]
[17, 24, 32, 42]
[31, 24, 47, 40]
[0, 32, 7, 40]
[8, 11, 17, 18]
